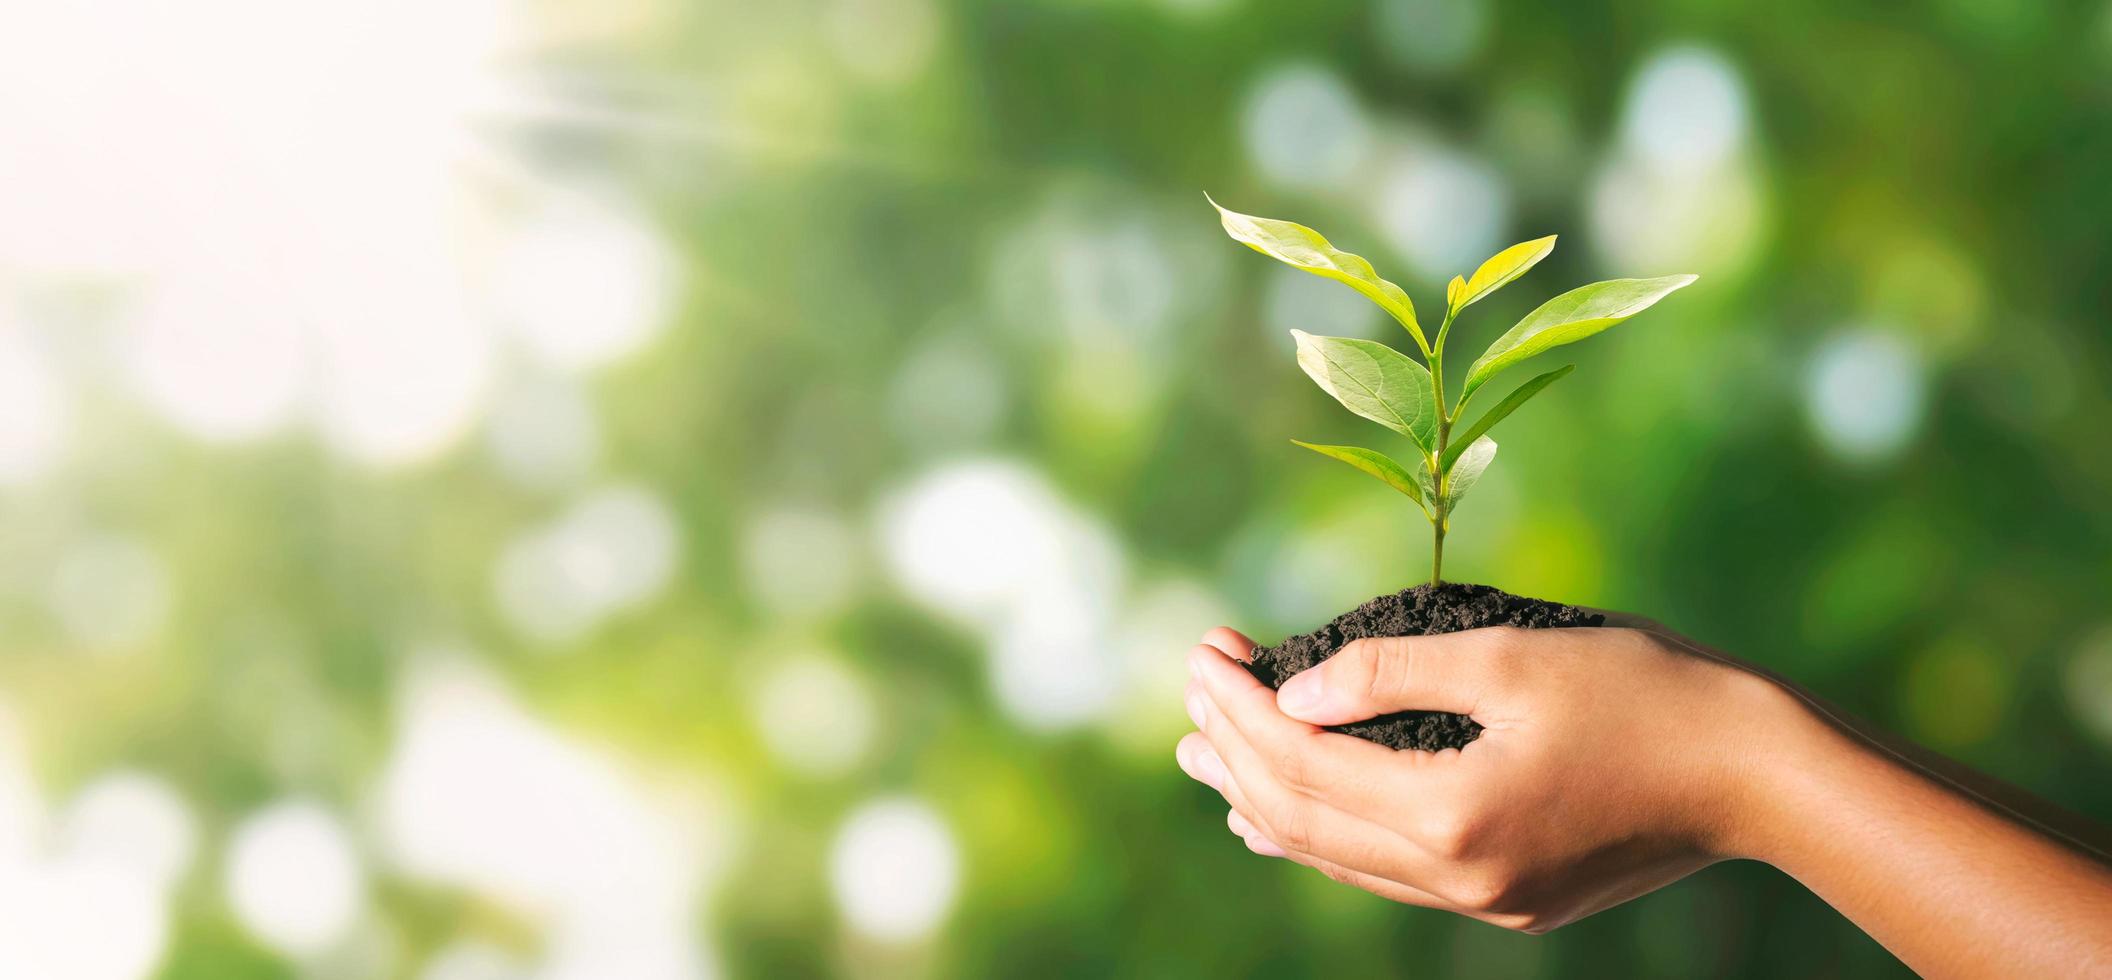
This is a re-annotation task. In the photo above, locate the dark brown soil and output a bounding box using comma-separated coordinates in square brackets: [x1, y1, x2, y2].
[1244, 582, 1603, 751]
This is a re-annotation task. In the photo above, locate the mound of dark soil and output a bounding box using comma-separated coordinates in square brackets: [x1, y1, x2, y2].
[1244, 582, 1603, 751]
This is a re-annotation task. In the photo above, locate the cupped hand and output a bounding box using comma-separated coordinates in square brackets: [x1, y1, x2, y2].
[1175, 623, 1798, 933]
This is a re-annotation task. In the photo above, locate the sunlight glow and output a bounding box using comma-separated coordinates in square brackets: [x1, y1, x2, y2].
[0, 326, 68, 485]
[377, 660, 724, 979]
[489, 190, 677, 375]
[124, 272, 308, 443]
[0, 0, 571, 470]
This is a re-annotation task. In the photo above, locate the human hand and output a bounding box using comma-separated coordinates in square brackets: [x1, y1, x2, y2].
[1174, 623, 1798, 933]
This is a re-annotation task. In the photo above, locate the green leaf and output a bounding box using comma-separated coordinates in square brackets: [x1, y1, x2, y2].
[1443, 436, 1498, 507]
[1442, 365, 1574, 468]
[1290, 330, 1438, 455]
[1445, 275, 1466, 310]
[1457, 236, 1557, 311]
[1292, 441, 1428, 511]
[1209, 195, 1427, 351]
[1461, 274, 1697, 405]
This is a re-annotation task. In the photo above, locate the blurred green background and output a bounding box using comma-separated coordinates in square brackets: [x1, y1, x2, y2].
[2, 0, 2111, 976]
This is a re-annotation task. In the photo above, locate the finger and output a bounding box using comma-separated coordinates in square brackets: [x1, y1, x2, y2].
[1176, 732, 1227, 791]
[1189, 642, 1462, 822]
[1228, 809, 1287, 857]
[1299, 853, 1467, 910]
[1205, 728, 1461, 911]
[1201, 626, 1257, 663]
[1189, 663, 1455, 888]
[1273, 633, 1501, 726]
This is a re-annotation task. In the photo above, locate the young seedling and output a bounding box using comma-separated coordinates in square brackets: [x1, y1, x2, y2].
[1210, 195, 1696, 585]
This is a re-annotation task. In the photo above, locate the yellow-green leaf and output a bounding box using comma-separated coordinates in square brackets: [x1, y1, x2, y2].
[1210, 195, 1426, 351]
[1461, 274, 1697, 406]
[1445, 275, 1467, 310]
[1443, 365, 1573, 468]
[1292, 441, 1429, 512]
[1457, 236, 1557, 311]
[1444, 436, 1498, 507]
[1290, 330, 1438, 455]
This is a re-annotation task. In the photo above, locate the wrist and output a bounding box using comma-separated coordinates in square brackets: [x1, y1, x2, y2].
[1714, 671, 1883, 870]
[1703, 668, 1863, 866]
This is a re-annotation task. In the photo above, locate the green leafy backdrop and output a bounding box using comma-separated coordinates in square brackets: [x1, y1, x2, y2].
[1, 0, 2109, 977]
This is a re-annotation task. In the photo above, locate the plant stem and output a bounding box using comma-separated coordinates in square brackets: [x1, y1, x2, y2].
[1427, 305, 1458, 587]
[1432, 521, 1445, 585]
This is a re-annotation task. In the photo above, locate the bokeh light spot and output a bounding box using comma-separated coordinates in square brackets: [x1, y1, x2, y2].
[377, 658, 730, 965]
[740, 506, 865, 621]
[0, 860, 168, 980]
[1804, 329, 1927, 464]
[484, 374, 602, 491]
[494, 483, 683, 645]
[124, 275, 307, 443]
[56, 772, 196, 892]
[1241, 64, 1370, 189]
[489, 190, 677, 375]
[1105, 579, 1233, 755]
[1264, 265, 1381, 342]
[45, 534, 172, 654]
[1591, 43, 1766, 276]
[1375, 0, 1490, 73]
[748, 654, 877, 778]
[886, 330, 1008, 454]
[1620, 45, 1749, 175]
[314, 310, 495, 470]
[1375, 140, 1509, 278]
[2064, 626, 2112, 748]
[225, 800, 367, 957]
[878, 460, 1127, 730]
[828, 797, 959, 943]
[418, 941, 529, 980]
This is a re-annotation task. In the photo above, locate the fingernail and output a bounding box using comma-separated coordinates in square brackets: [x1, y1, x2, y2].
[1277, 672, 1321, 716]
[1248, 836, 1288, 858]
[1193, 747, 1227, 789]
[1184, 690, 1206, 731]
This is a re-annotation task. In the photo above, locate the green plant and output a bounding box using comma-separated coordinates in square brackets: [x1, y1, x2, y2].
[1210, 196, 1696, 585]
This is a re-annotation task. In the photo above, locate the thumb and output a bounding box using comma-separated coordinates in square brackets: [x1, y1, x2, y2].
[1274, 633, 1497, 726]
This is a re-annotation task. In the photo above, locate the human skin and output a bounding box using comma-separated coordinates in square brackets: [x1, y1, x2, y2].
[1174, 621, 2112, 978]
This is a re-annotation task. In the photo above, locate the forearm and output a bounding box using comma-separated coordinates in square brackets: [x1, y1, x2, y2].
[1743, 693, 2112, 979]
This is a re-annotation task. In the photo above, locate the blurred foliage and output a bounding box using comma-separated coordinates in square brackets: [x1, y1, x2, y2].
[2, 0, 2112, 977]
